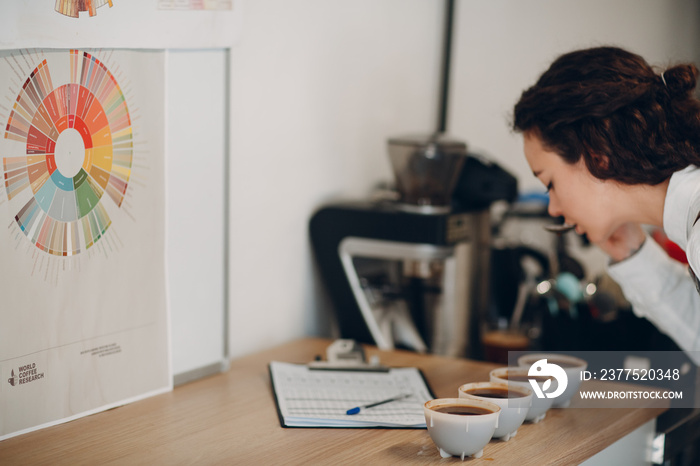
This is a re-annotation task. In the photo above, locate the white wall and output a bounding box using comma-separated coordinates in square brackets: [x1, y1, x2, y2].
[226, 0, 700, 359]
[449, 0, 700, 192]
[227, 1, 444, 357]
[167, 49, 228, 380]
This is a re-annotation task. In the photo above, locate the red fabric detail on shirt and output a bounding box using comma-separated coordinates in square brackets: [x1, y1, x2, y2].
[651, 229, 688, 264]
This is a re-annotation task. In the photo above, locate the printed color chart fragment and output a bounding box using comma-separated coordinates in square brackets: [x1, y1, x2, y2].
[3, 50, 132, 257]
[55, 0, 114, 18]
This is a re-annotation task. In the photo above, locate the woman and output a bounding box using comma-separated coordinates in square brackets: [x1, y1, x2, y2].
[512, 46, 700, 362]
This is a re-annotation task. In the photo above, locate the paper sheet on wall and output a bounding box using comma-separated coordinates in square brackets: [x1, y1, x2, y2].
[0, 48, 171, 440]
[0, 1, 242, 50]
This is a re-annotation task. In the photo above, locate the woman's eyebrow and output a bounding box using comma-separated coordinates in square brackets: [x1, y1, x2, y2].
[533, 170, 542, 178]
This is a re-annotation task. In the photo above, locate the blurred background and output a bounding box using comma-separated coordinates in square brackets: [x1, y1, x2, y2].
[225, 0, 700, 360]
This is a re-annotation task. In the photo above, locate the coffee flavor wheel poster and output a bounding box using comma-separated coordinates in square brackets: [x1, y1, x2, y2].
[0, 48, 171, 440]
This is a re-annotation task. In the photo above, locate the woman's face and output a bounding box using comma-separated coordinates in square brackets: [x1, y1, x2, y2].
[523, 131, 626, 243]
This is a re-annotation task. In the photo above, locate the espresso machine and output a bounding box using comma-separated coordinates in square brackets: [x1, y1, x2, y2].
[310, 134, 512, 358]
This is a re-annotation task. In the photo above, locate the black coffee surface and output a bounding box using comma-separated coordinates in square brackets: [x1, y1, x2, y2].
[432, 405, 493, 416]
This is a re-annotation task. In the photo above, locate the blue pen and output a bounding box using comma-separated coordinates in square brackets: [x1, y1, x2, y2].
[346, 394, 412, 415]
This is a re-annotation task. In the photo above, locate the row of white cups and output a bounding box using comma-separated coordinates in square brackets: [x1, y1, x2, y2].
[424, 353, 588, 460]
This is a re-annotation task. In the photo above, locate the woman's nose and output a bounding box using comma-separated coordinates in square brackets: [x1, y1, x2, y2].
[547, 195, 562, 218]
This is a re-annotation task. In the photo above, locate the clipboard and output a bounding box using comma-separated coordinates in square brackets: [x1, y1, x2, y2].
[268, 361, 435, 428]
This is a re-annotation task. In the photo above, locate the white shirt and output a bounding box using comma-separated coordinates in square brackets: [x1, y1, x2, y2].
[608, 165, 700, 364]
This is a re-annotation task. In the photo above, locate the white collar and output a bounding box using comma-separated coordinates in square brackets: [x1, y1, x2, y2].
[663, 165, 700, 250]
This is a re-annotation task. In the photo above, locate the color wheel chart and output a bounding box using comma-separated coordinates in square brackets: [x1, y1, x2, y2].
[1, 49, 141, 281]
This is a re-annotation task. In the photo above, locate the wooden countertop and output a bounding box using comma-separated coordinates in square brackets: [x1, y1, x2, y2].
[0, 338, 667, 464]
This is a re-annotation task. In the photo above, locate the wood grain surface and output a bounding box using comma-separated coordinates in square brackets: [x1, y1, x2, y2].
[0, 338, 667, 465]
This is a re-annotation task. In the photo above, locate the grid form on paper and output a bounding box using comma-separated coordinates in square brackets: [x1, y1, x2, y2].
[269, 361, 434, 428]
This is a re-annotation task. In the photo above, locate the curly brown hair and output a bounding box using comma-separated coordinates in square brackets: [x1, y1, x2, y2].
[513, 46, 700, 185]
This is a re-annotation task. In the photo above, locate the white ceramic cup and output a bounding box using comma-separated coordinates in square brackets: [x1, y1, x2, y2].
[490, 367, 554, 423]
[458, 381, 532, 441]
[518, 353, 588, 408]
[423, 397, 500, 460]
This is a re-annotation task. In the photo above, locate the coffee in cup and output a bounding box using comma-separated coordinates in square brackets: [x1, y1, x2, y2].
[459, 381, 532, 441]
[490, 367, 554, 423]
[518, 353, 587, 407]
[423, 398, 500, 459]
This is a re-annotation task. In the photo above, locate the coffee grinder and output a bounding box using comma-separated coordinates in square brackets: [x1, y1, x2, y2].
[310, 133, 494, 358]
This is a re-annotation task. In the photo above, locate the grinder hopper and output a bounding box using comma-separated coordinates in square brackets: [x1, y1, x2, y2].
[387, 133, 467, 211]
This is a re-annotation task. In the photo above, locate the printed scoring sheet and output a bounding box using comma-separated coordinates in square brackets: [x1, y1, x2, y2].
[269, 361, 434, 428]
